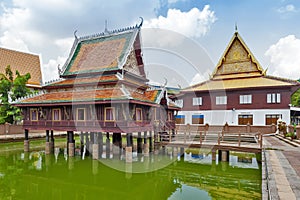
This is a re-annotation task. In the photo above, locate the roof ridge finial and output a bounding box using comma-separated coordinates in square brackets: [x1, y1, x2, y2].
[104, 20, 108, 33]
[235, 22, 238, 33]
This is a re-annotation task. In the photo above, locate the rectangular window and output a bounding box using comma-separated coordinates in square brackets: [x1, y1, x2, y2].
[105, 107, 115, 121]
[238, 115, 253, 125]
[77, 108, 85, 121]
[30, 108, 38, 121]
[266, 114, 282, 125]
[192, 114, 204, 124]
[52, 108, 61, 121]
[175, 115, 185, 124]
[216, 96, 227, 105]
[136, 108, 143, 122]
[192, 97, 202, 106]
[239, 95, 252, 104]
[267, 93, 281, 104]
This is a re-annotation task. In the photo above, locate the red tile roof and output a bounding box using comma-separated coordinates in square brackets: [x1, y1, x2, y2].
[62, 30, 137, 77]
[47, 75, 118, 87]
[0, 47, 42, 87]
[17, 87, 161, 105]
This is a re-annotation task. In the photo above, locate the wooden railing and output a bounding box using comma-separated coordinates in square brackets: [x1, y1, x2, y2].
[159, 130, 263, 148]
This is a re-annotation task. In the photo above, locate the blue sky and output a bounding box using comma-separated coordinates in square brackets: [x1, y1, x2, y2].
[0, 0, 299, 86]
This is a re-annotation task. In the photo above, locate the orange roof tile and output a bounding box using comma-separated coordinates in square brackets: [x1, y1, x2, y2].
[48, 75, 119, 87]
[62, 30, 137, 76]
[131, 90, 161, 103]
[0, 47, 42, 87]
[17, 87, 161, 105]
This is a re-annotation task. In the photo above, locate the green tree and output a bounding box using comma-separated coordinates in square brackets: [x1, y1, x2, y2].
[0, 65, 31, 124]
[292, 88, 300, 107]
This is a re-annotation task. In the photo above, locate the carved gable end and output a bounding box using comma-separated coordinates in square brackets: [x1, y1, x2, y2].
[123, 50, 141, 76]
[213, 32, 264, 79]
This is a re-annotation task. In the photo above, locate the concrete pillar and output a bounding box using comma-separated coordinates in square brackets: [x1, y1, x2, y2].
[89, 132, 94, 153]
[68, 142, 75, 157]
[80, 132, 84, 155]
[98, 132, 103, 158]
[24, 129, 29, 152]
[126, 133, 133, 163]
[149, 131, 153, 152]
[106, 132, 110, 159]
[68, 131, 75, 157]
[85, 132, 90, 154]
[137, 132, 143, 154]
[92, 144, 99, 160]
[45, 142, 51, 154]
[45, 130, 50, 154]
[143, 132, 149, 156]
[180, 147, 185, 158]
[212, 149, 216, 161]
[218, 150, 222, 161]
[112, 133, 122, 157]
[46, 130, 50, 142]
[221, 150, 229, 162]
[50, 130, 55, 153]
[126, 146, 132, 163]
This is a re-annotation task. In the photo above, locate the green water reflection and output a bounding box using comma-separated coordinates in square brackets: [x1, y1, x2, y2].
[0, 145, 261, 199]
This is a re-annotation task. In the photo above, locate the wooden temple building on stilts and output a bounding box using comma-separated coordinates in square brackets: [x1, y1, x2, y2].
[13, 19, 178, 161]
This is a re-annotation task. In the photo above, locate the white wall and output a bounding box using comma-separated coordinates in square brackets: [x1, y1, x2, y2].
[178, 109, 290, 125]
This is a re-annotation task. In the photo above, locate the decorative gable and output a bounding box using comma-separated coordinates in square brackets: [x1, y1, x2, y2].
[123, 50, 141, 76]
[212, 32, 263, 79]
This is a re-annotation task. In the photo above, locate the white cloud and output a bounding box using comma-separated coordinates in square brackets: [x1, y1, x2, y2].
[167, 0, 186, 4]
[265, 35, 300, 80]
[0, 31, 29, 52]
[277, 4, 296, 13]
[0, 0, 159, 82]
[190, 73, 206, 86]
[42, 56, 67, 82]
[144, 5, 216, 38]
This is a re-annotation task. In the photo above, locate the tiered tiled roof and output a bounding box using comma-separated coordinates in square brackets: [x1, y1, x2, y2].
[183, 31, 300, 92]
[0, 47, 42, 87]
[61, 25, 141, 77]
[13, 20, 168, 107]
[46, 75, 119, 88]
[16, 88, 161, 105]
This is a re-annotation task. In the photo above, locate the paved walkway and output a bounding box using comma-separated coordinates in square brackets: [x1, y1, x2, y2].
[263, 135, 300, 200]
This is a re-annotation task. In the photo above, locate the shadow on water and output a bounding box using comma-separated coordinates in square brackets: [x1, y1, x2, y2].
[0, 146, 261, 200]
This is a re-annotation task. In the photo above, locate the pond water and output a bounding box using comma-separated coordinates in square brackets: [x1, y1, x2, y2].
[0, 141, 261, 199]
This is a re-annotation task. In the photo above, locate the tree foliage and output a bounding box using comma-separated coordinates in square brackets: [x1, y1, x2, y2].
[291, 88, 300, 107]
[0, 65, 31, 124]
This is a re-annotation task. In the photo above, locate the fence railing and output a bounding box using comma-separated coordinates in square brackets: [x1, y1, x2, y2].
[159, 130, 263, 148]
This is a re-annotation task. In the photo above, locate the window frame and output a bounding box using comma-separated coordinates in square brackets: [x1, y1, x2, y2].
[239, 94, 252, 104]
[135, 108, 143, 122]
[52, 108, 61, 121]
[267, 93, 281, 104]
[30, 108, 38, 121]
[238, 114, 253, 125]
[216, 96, 227, 105]
[76, 108, 86, 121]
[192, 114, 204, 124]
[192, 97, 202, 106]
[175, 115, 185, 124]
[265, 114, 282, 125]
[104, 107, 115, 122]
